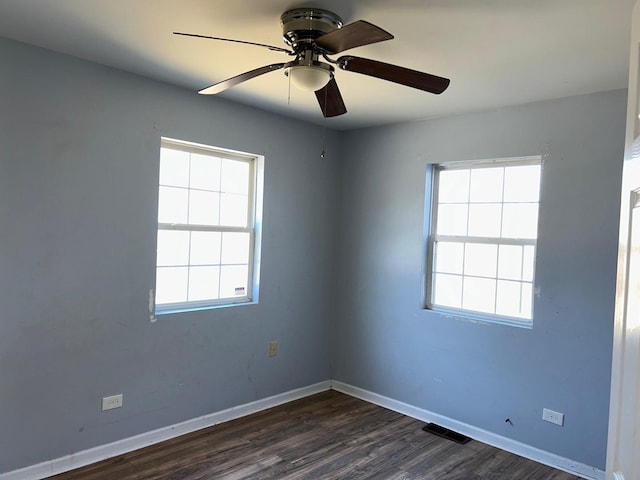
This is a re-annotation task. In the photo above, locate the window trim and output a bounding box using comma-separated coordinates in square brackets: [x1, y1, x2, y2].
[425, 156, 542, 327]
[154, 137, 262, 314]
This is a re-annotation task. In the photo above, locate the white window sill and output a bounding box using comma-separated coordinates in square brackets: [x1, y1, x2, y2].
[155, 299, 257, 316]
[425, 305, 533, 329]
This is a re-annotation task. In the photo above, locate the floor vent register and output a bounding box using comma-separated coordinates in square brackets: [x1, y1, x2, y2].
[422, 423, 472, 444]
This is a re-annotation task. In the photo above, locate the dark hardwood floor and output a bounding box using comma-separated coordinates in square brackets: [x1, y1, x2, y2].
[48, 390, 582, 479]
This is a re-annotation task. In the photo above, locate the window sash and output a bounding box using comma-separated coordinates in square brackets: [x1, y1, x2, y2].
[431, 234, 536, 246]
[158, 223, 252, 234]
[155, 228, 256, 311]
[159, 137, 257, 229]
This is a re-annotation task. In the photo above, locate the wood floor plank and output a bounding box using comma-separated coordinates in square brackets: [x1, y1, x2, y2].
[47, 390, 583, 480]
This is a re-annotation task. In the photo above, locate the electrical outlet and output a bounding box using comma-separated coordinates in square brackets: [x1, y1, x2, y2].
[269, 341, 278, 357]
[102, 394, 123, 411]
[542, 408, 564, 426]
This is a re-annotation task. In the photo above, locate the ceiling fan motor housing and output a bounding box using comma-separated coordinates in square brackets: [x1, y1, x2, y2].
[280, 8, 341, 90]
[281, 8, 343, 52]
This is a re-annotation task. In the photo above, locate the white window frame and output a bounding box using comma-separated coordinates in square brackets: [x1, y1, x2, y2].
[426, 156, 542, 327]
[154, 137, 262, 314]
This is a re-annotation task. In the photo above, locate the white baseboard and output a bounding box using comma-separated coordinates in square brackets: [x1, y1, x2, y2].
[0, 381, 331, 480]
[331, 380, 605, 480]
[2, 380, 605, 480]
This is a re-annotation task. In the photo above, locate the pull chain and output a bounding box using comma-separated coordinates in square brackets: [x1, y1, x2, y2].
[321, 83, 328, 158]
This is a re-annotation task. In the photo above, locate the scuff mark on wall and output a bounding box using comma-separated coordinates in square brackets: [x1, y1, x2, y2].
[149, 289, 157, 323]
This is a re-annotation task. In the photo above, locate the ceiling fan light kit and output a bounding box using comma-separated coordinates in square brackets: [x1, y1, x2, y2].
[286, 64, 332, 91]
[175, 7, 450, 118]
[283, 49, 333, 91]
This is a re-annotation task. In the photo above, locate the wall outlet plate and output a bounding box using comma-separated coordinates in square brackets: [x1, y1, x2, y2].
[102, 394, 123, 411]
[542, 408, 564, 426]
[269, 341, 278, 357]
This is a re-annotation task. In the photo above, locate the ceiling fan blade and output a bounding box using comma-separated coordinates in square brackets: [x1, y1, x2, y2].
[199, 63, 286, 95]
[315, 20, 393, 54]
[174, 32, 293, 54]
[338, 56, 450, 94]
[315, 78, 347, 118]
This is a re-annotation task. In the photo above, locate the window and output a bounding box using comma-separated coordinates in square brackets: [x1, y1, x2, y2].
[154, 138, 261, 313]
[427, 157, 541, 324]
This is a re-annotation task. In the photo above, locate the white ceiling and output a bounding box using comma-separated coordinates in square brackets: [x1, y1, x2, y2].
[0, 0, 635, 130]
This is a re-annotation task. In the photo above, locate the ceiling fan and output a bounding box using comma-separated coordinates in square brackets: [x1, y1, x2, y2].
[174, 8, 450, 118]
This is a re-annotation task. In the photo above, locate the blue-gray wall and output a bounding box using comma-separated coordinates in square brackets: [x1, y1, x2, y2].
[335, 89, 626, 469]
[0, 37, 339, 473]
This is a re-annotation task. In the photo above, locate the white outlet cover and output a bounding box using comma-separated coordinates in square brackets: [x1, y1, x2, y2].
[542, 407, 564, 426]
[102, 394, 123, 411]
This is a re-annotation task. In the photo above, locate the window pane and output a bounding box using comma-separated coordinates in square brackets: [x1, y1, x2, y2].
[188, 266, 220, 302]
[498, 244, 523, 280]
[464, 243, 497, 278]
[220, 193, 249, 227]
[469, 167, 503, 203]
[433, 273, 462, 308]
[502, 203, 538, 239]
[438, 169, 469, 203]
[188, 190, 220, 226]
[434, 242, 464, 274]
[158, 186, 188, 224]
[462, 276, 496, 313]
[190, 153, 221, 191]
[220, 265, 249, 298]
[157, 230, 189, 266]
[437, 204, 468, 236]
[468, 204, 502, 237]
[221, 159, 250, 194]
[159, 148, 189, 187]
[221, 232, 250, 265]
[155, 267, 188, 304]
[496, 280, 522, 317]
[190, 231, 221, 266]
[523, 246, 535, 281]
[503, 165, 540, 202]
[520, 282, 533, 318]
